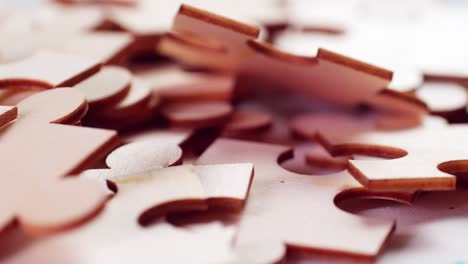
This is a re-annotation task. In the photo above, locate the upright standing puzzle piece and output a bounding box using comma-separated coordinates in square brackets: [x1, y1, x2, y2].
[0, 51, 100, 89]
[197, 138, 413, 261]
[158, 4, 393, 106]
[0, 88, 118, 236]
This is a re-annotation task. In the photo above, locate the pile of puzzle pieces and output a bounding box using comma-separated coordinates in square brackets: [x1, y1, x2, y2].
[1, 0, 468, 263]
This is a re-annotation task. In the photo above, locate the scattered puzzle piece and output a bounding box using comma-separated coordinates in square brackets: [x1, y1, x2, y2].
[0, 105, 17, 127]
[0, 51, 100, 89]
[158, 4, 393, 106]
[133, 64, 234, 103]
[161, 101, 232, 128]
[0, 88, 118, 236]
[197, 138, 413, 261]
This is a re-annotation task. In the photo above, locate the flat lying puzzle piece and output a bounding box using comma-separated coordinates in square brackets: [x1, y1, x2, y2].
[5, 140, 253, 263]
[161, 101, 232, 128]
[415, 82, 468, 122]
[133, 64, 234, 103]
[197, 138, 414, 261]
[74, 66, 131, 109]
[0, 31, 133, 64]
[0, 51, 100, 89]
[316, 115, 465, 191]
[0, 88, 118, 236]
[0, 106, 17, 127]
[158, 4, 393, 106]
[223, 109, 273, 135]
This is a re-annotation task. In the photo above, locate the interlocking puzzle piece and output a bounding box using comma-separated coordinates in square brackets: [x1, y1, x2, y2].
[415, 82, 468, 122]
[74, 66, 131, 109]
[161, 101, 232, 128]
[314, 115, 465, 191]
[5, 138, 253, 263]
[158, 4, 393, 106]
[133, 64, 234, 103]
[0, 51, 100, 89]
[196, 138, 413, 261]
[0, 106, 17, 127]
[0, 88, 118, 236]
[0, 31, 133, 64]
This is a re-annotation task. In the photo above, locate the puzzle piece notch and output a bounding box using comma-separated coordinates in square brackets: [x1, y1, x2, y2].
[316, 116, 462, 191]
[0, 88, 118, 236]
[196, 138, 415, 261]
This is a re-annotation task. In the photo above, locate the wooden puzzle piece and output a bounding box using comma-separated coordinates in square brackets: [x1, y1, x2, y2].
[415, 82, 468, 122]
[0, 88, 118, 236]
[312, 115, 466, 191]
[161, 101, 232, 128]
[74, 66, 131, 109]
[0, 51, 100, 89]
[158, 4, 394, 106]
[133, 64, 234, 103]
[0, 106, 17, 127]
[196, 138, 414, 261]
[0, 31, 133, 64]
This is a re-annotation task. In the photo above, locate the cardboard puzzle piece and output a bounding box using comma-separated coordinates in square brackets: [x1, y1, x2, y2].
[161, 101, 233, 128]
[0, 30, 133, 64]
[0, 105, 17, 127]
[0, 51, 100, 89]
[223, 109, 273, 135]
[0, 88, 118, 236]
[5, 138, 254, 263]
[74, 66, 131, 109]
[311, 115, 466, 191]
[133, 64, 234, 103]
[158, 4, 394, 106]
[196, 138, 416, 262]
[415, 82, 468, 122]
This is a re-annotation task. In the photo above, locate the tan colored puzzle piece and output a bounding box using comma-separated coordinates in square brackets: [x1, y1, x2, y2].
[0, 88, 118, 236]
[415, 82, 468, 121]
[196, 138, 413, 261]
[315, 116, 463, 191]
[161, 101, 232, 128]
[223, 109, 273, 135]
[74, 66, 131, 109]
[0, 51, 100, 89]
[133, 64, 234, 102]
[158, 4, 393, 106]
[4, 138, 253, 263]
[0, 106, 16, 127]
[0, 31, 133, 64]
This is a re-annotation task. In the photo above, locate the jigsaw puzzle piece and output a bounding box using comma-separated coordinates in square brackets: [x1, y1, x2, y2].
[0, 51, 100, 89]
[223, 109, 273, 135]
[74, 66, 131, 109]
[197, 138, 414, 262]
[161, 101, 232, 128]
[316, 116, 464, 191]
[158, 4, 393, 106]
[0, 106, 17, 127]
[0, 88, 118, 236]
[415, 82, 468, 122]
[133, 64, 234, 103]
